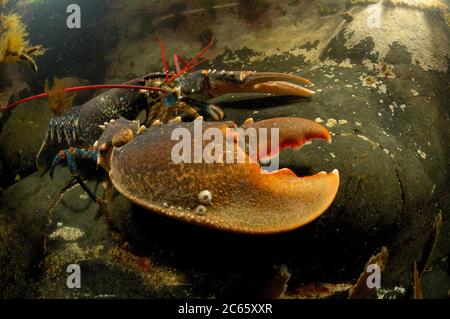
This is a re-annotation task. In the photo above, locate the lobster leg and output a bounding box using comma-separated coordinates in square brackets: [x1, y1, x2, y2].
[49, 147, 98, 177]
[74, 175, 103, 205]
[49, 147, 102, 203]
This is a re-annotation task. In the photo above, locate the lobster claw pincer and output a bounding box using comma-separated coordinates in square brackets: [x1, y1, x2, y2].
[98, 116, 339, 234]
[178, 70, 316, 100]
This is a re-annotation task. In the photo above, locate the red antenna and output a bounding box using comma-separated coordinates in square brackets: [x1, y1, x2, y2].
[1, 84, 167, 112]
[1, 35, 215, 112]
[173, 54, 208, 74]
[157, 33, 170, 83]
[168, 34, 215, 82]
[173, 54, 188, 74]
[156, 33, 215, 83]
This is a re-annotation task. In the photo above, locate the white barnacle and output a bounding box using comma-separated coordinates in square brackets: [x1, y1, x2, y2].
[195, 205, 207, 215]
[198, 190, 212, 205]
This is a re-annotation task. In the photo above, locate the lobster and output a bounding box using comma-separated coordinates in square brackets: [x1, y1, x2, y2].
[1, 35, 316, 173]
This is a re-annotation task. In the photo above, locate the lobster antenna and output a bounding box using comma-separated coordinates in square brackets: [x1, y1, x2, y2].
[1, 84, 167, 112]
[157, 33, 169, 83]
[168, 34, 215, 82]
[186, 58, 208, 71]
[173, 54, 187, 74]
[173, 55, 208, 74]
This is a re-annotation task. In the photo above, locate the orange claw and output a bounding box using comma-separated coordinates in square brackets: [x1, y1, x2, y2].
[205, 71, 316, 98]
[240, 117, 332, 161]
[99, 117, 339, 234]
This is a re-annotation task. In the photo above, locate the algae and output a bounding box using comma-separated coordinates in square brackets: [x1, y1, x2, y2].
[44, 78, 76, 116]
[0, 2, 44, 72]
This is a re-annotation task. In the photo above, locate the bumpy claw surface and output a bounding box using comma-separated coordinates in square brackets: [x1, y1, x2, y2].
[179, 70, 316, 99]
[103, 117, 339, 234]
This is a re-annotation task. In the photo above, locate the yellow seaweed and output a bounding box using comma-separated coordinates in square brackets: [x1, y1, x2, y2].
[44, 78, 75, 116]
[0, 10, 44, 71]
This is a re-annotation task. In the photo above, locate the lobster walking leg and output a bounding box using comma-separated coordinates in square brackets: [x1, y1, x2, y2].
[49, 147, 98, 177]
[50, 147, 102, 203]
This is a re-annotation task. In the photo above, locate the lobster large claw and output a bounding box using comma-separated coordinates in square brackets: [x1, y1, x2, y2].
[102, 117, 339, 234]
[178, 70, 316, 99]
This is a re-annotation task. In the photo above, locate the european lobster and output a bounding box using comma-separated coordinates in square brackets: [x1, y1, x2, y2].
[1, 36, 340, 234]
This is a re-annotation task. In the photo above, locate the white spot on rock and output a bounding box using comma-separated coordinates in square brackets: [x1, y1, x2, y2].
[49, 227, 84, 241]
[417, 149, 427, 159]
[325, 118, 337, 128]
[315, 117, 324, 123]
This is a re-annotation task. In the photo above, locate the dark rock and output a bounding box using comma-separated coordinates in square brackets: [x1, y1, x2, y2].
[0, 64, 12, 90]
[0, 165, 197, 298]
[0, 101, 53, 186]
[0, 166, 73, 298]
[320, 30, 379, 64]
[299, 40, 320, 51]
[384, 42, 412, 65]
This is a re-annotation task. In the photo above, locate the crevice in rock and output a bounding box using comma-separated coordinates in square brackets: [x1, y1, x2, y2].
[0, 108, 11, 136]
[395, 168, 406, 218]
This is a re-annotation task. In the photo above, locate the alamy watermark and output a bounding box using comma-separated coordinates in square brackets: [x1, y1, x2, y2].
[170, 118, 280, 171]
[64, 262, 382, 291]
[66, 4, 81, 29]
[66, 264, 81, 289]
[366, 264, 382, 289]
